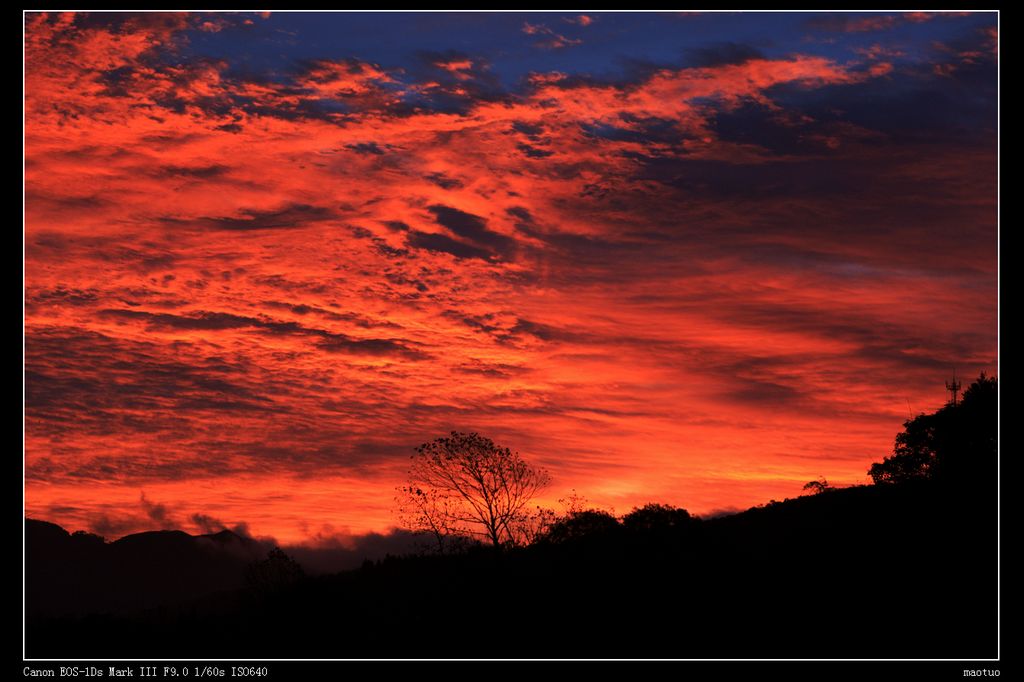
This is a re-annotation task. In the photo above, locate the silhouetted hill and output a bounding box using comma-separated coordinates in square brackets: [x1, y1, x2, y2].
[25, 478, 997, 658]
[26, 375, 998, 658]
[25, 519, 268, 619]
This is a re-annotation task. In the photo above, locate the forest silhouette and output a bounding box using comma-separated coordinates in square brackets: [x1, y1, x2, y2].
[25, 374, 998, 658]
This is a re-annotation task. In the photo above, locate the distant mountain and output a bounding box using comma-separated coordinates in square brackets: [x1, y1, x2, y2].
[25, 519, 269, 618]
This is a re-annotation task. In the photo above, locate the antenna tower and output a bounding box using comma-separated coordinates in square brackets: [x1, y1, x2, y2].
[945, 371, 961, 406]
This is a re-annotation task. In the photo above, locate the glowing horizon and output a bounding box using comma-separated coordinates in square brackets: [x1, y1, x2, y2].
[25, 11, 997, 544]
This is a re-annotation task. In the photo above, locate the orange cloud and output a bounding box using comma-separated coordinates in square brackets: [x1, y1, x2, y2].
[24, 13, 996, 543]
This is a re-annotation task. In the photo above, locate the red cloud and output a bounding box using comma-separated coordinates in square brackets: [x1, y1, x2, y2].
[24, 14, 996, 543]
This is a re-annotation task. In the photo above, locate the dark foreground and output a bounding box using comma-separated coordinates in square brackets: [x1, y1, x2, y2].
[26, 479, 997, 659]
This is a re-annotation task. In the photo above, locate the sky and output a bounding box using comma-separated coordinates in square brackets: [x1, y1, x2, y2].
[24, 11, 997, 546]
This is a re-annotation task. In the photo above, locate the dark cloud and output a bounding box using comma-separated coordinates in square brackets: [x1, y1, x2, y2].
[163, 203, 336, 231]
[453, 360, 527, 378]
[139, 492, 174, 527]
[407, 230, 493, 261]
[505, 206, 534, 223]
[424, 172, 462, 190]
[25, 189, 107, 210]
[100, 308, 271, 331]
[261, 300, 402, 329]
[581, 114, 687, 147]
[189, 513, 257, 540]
[97, 308, 421, 358]
[84, 490, 186, 536]
[443, 311, 576, 346]
[427, 204, 517, 258]
[29, 286, 100, 306]
[190, 513, 227, 534]
[24, 325, 430, 482]
[511, 121, 545, 138]
[507, 318, 566, 343]
[704, 103, 822, 156]
[427, 205, 489, 240]
[401, 50, 509, 115]
[156, 164, 231, 178]
[766, 66, 995, 143]
[345, 142, 388, 155]
[723, 377, 805, 408]
[25, 329, 277, 432]
[715, 299, 989, 374]
[686, 42, 765, 68]
[804, 14, 899, 33]
[635, 155, 877, 202]
[518, 143, 554, 158]
[316, 334, 425, 359]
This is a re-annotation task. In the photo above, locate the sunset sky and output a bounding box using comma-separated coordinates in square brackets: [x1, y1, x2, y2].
[24, 11, 997, 546]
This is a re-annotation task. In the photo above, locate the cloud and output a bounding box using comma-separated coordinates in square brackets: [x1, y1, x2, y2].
[24, 12, 996, 544]
[29, 286, 100, 307]
[407, 231, 494, 261]
[345, 142, 389, 155]
[805, 14, 899, 33]
[522, 22, 583, 50]
[284, 528, 424, 574]
[903, 11, 973, 23]
[96, 308, 424, 358]
[165, 204, 337, 231]
[426, 205, 517, 258]
[84, 491, 183, 536]
[315, 334, 425, 359]
[139, 492, 174, 526]
[564, 15, 594, 27]
[687, 42, 765, 68]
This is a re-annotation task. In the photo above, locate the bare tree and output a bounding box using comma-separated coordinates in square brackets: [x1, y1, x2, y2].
[395, 484, 461, 554]
[396, 431, 550, 549]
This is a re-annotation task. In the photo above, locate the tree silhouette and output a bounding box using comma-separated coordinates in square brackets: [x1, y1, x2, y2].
[245, 547, 304, 595]
[869, 373, 996, 485]
[541, 509, 620, 544]
[507, 505, 559, 547]
[394, 484, 462, 554]
[621, 503, 692, 532]
[802, 478, 831, 495]
[396, 431, 550, 548]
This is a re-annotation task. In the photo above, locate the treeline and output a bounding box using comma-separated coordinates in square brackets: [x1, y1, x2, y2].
[395, 373, 997, 555]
